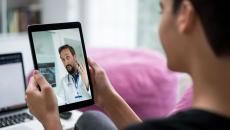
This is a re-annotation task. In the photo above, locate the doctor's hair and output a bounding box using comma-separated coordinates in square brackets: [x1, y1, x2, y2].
[173, 0, 230, 57]
[58, 44, 76, 56]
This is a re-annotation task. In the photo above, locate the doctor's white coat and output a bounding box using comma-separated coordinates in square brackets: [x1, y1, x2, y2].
[56, 74, 91, 105]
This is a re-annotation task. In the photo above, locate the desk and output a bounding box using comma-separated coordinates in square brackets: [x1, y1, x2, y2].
[1, 110, 82, 130]
[61, 110, 83, 130]
[35, 110, 83, 130]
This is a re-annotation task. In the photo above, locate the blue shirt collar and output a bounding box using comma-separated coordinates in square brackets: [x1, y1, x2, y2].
[72, 72, 80, 83]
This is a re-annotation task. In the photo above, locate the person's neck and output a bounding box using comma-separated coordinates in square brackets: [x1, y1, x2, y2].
[190, 55, 230, 118]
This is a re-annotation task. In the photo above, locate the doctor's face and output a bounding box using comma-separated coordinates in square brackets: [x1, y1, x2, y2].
[60, 48, 77, 75]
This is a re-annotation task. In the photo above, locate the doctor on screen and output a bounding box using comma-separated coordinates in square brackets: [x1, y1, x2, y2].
[57, 44, 91, 105]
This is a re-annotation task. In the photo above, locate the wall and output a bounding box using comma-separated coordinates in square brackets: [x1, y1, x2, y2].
[41, 0, 68, 24]
[82, 0, 138, 48]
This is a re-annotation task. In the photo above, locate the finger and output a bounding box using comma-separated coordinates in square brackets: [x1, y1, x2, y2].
[80, 64, 86, 73]
[81, 63, 85, 69]
[26, 76, 39, 93]
[89, 66, 93, 72]
[82, 64, 87, 71]
[88, 59, 96, 75]
[33, 70, 51, 91]
[87, 58, 99, 70]
[78, 65, 83, 73]
[88, 66, 95, 83]
[25, 95, 31, 107]
[79, 64, 83, 70]
[25, 95, 28, 103]
[26, 70, 35, 85]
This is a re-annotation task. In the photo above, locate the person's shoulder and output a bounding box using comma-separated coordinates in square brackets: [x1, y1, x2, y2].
[124, 113, 185, 130]
[124, 109, 230, 130]
[61, 74, 69, 82]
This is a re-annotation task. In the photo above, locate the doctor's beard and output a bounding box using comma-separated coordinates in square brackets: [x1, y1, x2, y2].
[66, 64, 76, 75]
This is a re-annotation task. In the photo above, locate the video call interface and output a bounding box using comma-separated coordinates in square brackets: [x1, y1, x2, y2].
[31, 28, 92, 106]
[0, 54, 26, 112]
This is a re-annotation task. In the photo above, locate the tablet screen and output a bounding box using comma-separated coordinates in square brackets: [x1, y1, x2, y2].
[30, 27, 93, 108]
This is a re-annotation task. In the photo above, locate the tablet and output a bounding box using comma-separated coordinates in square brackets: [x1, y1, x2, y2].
[28, 22, 94, 112]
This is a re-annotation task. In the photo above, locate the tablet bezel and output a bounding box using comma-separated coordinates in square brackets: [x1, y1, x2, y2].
[27, 22, 94, 113]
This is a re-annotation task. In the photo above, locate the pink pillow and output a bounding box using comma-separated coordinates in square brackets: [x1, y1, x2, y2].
[169, 86, 193, 115]
[80, 48, 179, 120]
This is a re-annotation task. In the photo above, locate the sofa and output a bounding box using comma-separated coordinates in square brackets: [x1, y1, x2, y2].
[80, 48, 180, 120]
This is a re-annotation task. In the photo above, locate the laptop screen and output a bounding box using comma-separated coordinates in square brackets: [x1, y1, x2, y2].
[0, 53, 26, 113]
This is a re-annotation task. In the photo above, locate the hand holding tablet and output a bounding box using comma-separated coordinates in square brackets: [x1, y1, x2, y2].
[26, 22, 132, 130]
[27, 22, 94, 112]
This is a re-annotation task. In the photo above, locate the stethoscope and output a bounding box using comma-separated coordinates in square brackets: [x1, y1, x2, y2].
[67, 74, 82, 99]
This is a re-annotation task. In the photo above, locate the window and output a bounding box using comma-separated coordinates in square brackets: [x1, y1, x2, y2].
[81, 0, 138, 48]
[137, 0, 163, 53]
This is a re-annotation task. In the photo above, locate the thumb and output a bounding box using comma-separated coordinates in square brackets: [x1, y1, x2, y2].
[88, 66, 95, 85]
[33, 70, 51, 92]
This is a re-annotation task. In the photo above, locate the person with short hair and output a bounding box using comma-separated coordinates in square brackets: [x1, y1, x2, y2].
[25, 0, 230, 130]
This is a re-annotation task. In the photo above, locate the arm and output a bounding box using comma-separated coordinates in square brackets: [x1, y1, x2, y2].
[42, 114, 62, 130]
[88, 58, 142, 130]
[102, 90, 142, 130]
[25, 71, 62, 130]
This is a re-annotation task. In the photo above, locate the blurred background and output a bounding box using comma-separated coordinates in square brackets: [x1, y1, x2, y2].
[0, 0, 192, 99]
[0, 0, 162, 50]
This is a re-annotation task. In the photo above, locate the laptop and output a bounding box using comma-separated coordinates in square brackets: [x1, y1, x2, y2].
[0, 53, 43, 130]
[0, 53, 82, 130]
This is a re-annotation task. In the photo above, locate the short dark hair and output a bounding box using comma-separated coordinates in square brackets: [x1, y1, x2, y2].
[173, 0, 230, 57]
[58, 44, 76, 56]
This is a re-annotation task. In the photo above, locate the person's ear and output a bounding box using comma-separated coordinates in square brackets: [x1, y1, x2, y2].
[176, 0, 196, 33]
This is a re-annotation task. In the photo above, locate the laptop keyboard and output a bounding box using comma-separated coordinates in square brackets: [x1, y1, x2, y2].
[0, 113, 33, 128]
